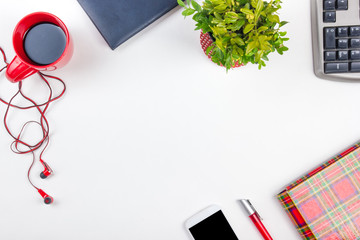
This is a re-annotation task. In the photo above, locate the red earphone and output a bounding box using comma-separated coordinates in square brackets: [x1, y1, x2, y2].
[0, 47, 65, 205]
[26, 148, 55, 204]
[38, 189, 53, 204]
[38, 159, 54, 204]
[40, 159, 53, 179]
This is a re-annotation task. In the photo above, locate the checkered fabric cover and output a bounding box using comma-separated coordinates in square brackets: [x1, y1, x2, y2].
[199, 31, 243, 68]
[278, 142, 360, 240]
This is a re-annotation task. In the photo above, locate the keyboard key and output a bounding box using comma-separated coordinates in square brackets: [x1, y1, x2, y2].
[337, 27, 348, 37]
[337, 0, 348, 10]
[323, 12, 336, 22]
[350, 50, 360, 60]
[350, 62, 360, 72]
[350, 39, 360, 48]
[337, 51, 348, 60]
[325, 62, 348, 73]
[324, 0, 336, 10]
[324, 28, 336, 49]
[324, 51, 336, 61]
[337, 39, 348, 48]
[350, 26, 360, 36]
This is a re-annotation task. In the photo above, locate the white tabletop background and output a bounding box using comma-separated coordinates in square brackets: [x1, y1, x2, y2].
[1, 0, 360, 239]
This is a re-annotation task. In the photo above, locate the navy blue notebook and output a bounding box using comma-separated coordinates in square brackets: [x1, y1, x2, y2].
[77, 0, 180, 50]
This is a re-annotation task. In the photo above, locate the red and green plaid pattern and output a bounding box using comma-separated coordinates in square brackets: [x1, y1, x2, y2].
[278, 142, 360, 240]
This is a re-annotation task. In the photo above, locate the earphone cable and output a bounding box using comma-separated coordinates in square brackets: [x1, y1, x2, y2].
[0, 47, 8, 71]
[0, 47, 65, 191]
[28, 150, 39, 190]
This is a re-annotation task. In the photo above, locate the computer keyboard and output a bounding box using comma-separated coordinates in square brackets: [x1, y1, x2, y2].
[311, 0, 360, 80]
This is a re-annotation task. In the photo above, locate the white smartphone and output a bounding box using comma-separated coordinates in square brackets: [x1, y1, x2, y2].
[185, 205, 239, 240]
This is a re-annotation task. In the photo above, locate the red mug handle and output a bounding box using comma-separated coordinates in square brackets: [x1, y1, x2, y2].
[6, 56, 38, 83]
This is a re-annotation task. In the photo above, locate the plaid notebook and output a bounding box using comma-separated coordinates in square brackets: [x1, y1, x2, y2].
[278, 142, 360, 240]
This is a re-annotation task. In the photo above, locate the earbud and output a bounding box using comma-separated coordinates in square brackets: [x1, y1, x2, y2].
[37, 160, 54, 204]
[38, 189, 53, 204]
[39, 159, 53, 179]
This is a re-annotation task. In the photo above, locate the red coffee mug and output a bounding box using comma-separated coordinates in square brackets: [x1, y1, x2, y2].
[6, 12, 73, 83]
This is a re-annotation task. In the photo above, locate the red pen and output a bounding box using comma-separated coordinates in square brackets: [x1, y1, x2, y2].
[239, 199, 273, 240]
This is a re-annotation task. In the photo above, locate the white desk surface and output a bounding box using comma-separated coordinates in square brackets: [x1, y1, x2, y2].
[1, 1, 360, 239]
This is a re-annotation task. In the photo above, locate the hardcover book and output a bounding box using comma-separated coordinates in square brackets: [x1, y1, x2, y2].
[77, 0, 180, 50]
[278, 142, 360, 239]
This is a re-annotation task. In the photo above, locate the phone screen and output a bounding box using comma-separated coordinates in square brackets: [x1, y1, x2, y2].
[189, 210, 238, 240]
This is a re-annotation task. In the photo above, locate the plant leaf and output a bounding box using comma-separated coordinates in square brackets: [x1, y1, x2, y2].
[256, 0, 264, 14]
[177, 0, 186, 7]
[257, 26, 268, 32]
[279, 21, 289, 27]
[262, 54, 269, 61]
[214, 4, 228, 11]
[240, 8, 254, 16]
[279, 46, 289, 52]
[214, 12, 222, 20]
[206, 45, 215, 55]
[225, 12, 238, 20]
[251, 0, 257, 8]
[268, 14, 280, 23]
[245, 40, 257, 55]
[231, 37, 245, 46]
[228, 19, 245, 31]
[182, 8, 196, 16]
[191, 0, 202, 12]
[243, 24, 255, 34]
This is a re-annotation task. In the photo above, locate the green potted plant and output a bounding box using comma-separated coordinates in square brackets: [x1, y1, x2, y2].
[178, 0, 289, 70]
